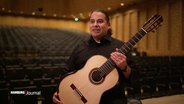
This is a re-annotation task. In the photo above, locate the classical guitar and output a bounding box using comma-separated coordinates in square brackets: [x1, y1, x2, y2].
[58, 14, 163, 104]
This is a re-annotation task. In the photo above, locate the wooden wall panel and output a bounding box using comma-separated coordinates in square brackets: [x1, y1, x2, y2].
[123, 13, 130, 42]
[111, 0, 184, 56]
[111, 15, 117, 38]
[157, 2, 169, 54]
[146, 3, 158, 53]
[116, 14, 123, 40]
[137, 10, 148, 53]
[169, 0, 182, 52]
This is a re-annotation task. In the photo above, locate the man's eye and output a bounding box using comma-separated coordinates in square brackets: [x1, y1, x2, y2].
[97, 19, 103, 23]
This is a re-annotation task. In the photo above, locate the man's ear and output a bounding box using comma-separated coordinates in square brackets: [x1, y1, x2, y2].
[107, 22, 111, 29]
[108, 22, 111, 27]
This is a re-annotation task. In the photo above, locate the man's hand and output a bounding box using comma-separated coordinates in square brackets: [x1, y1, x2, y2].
[110, 48, 131, 79]
[53, 92, 63, 104]
[110, 48, 128, 71]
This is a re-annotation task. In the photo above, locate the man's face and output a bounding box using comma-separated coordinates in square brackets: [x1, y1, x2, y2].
[89, 12, 110, 40]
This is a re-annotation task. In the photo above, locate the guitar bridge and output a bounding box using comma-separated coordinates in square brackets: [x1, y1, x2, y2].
[70, 83, 87, 103]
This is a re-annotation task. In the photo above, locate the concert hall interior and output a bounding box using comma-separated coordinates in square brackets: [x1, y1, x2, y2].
[0, 0, 184, 104]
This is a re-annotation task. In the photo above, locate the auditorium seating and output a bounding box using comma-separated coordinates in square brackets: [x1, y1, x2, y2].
[0, 25, 89, 103]
[0, 25, 184, 103]
[125, 56, 184, 100]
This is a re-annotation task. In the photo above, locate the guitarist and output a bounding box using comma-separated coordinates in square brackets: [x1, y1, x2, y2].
[53, 9, 138, 104]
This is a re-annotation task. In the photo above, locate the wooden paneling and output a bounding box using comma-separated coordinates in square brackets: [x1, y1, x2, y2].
[111, 0, 184, 56]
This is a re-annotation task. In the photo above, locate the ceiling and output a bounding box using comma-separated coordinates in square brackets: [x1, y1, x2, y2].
[0, 0, 146, 20]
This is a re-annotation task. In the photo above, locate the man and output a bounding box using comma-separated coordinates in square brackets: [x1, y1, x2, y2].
[53, 9, 137, 104]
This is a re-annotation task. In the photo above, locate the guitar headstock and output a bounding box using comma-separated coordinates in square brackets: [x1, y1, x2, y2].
[143, 14, 163, 33]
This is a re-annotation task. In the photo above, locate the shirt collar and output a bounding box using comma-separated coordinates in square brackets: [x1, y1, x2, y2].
[88, 34, 112, 45]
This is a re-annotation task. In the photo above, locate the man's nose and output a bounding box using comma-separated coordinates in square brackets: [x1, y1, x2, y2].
[94, 22, 98, 26]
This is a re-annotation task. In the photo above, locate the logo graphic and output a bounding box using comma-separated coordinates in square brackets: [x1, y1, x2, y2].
[10, 90, 41, 96]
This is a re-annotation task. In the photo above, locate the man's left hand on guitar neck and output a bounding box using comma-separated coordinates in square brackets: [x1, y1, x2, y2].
[110, 48, 131, 79]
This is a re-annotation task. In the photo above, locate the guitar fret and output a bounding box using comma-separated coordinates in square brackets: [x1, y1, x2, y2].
[134, 35, 140, 41]
[126, 42, 134, 51]
[104, 63, 111, 74]
[127, 41, 134, 47]
[137, 31, 144, 38]
[119, 44, 127, 54]
[138, 31, 145, 39]
[129, 38, 136, 45]
[118, 43, 130, 54]
[99, 66, 106, 76]
[132, 36, 139, 43]
[102, 64, 109, 75]
[121, 45, 128, 53]
[106, 60, 114, 72]
[99, 59, 115, 77]
[124, 43, 130, 50]
[118, 49, 124, 54]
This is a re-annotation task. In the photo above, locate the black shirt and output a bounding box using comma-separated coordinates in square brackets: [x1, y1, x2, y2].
[65, 34, 135, 104]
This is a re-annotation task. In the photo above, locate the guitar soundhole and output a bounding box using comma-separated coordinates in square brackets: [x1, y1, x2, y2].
[89, 68, 104, 84]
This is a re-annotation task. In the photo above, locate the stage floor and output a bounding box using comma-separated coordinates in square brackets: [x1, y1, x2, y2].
[141, 94, 184, 104]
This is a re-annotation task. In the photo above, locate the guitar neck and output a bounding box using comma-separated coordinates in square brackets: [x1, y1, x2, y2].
[99, 28, 147, 77]
[119, 28, 147, 54]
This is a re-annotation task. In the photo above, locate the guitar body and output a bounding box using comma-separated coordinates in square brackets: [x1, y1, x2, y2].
[58, 55, 119, 104]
